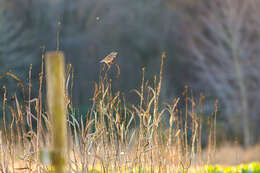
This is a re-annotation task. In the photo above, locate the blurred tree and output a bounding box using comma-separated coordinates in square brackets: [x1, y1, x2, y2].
[0, 0, 56, 99]
[0, 8, 36, 74]
[188, 0, 260, 146]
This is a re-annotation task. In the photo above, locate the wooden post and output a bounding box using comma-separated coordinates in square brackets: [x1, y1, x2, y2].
[46, 51, 67, 173]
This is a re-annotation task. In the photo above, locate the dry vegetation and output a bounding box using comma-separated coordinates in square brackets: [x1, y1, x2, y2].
[0, 51, 223, 172]
[1, 0, 260, 172]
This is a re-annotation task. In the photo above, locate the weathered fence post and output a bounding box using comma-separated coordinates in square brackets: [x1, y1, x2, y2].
[46, 51, 67, 173]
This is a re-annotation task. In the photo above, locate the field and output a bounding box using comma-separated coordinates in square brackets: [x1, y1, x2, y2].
[0, 51, 259, 173]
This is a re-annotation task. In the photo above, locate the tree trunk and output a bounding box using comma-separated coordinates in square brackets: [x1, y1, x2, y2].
[232, 41, 251, 147]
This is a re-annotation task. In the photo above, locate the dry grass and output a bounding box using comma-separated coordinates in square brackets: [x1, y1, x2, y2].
[0, 51, 227, 172]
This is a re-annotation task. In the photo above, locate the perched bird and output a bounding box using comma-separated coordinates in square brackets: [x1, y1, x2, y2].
[100, 52, 118, 67]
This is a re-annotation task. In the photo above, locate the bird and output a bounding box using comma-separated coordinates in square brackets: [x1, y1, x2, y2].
[100, 52, 118, 67]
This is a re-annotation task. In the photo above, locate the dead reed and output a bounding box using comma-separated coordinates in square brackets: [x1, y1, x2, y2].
[0, 51, 218, 172]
